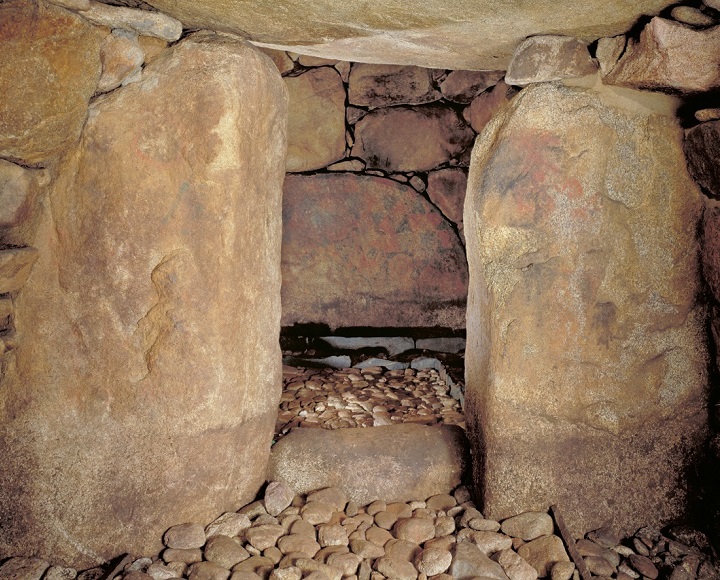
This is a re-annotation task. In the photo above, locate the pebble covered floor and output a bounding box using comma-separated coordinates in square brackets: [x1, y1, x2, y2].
[4, 483, 717, 580]
[275, 365, 465, 441]
[2, 364, 717, 580]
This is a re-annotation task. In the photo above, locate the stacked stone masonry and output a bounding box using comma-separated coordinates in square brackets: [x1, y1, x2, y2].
[0, 0, 719, 571]
[275, 55, 518, 330]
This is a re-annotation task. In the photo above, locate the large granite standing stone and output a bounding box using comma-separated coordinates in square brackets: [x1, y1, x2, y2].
[0, 0, 103, 164]
[282, 173, 467, 329]
[0, 33, 288, 567]
[465, 81, 708, 537]
[285, 66, 346, 172]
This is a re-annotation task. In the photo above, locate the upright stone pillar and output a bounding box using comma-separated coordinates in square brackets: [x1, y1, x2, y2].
[464, 80, 708, 536]
[0, 33, 287, 566]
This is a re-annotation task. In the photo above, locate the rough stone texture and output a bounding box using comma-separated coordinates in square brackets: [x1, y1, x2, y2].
[258, 48, 294, 75]
[604, 17, 720, 93]
[670, 6, 715, 27]
[505, 35, 597, 86]
[352, 104, 475, 172]
[281, 173, 467, 329]
[0, 558, 49, 580]
[426, 168, 467, 228]
[285, 67, 346, 172]
[595, 36, 626, 76]
[264, 481, 296, 516]
[464, 81, 708, 538]
[164, 524, 207, 550]
[440, 70, 505, 103]
[97, 29, 145, 93]
[141, 0, 675, 70]
[0, 160, 39, 231]
[463, 81, 517, 134]
[268, 424, 469, 504]
[492, 549, 539, 580]
[450, 541, 509, 580]
[517, 536, 570, 578]
[0, 33, 287, 567]
[0, 0, 102, 164]
[695, 109, 720, 122]
[0, 247, 39, 294]
[685, 120, 720, 199]
[702, 205, 720, 303]
[348, 64, 440, 108]
[81, 1, 182, 42]
[500, 513, 554, 541]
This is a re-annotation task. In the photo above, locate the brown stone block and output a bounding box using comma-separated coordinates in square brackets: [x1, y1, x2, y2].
[465, 82, 708, 537]
[0, 33, 287, 567]
[0, 0, 102, 164]
[281, 173, 467, 330]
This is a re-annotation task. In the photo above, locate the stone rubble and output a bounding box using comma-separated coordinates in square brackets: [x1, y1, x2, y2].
[275, 365, 464, 439]
[3, 483, 716, 580]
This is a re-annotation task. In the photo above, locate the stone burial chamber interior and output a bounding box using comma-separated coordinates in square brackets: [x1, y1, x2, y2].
[1, 0, 720, 574]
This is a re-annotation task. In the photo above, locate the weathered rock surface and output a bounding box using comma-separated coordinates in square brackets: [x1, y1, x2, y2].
[0, 558, 50, 580]
[670, 6, 715, 27]
[604, 17, 720, 93]
[595, 36, 626, 76]
[450, 541, 510, 580]
[281, 173, 467, 329]
[0, 0, 102, 164]
[463, 81, 517, 134]
[500, 513, 554, 541]
[426, 168, 468, 228]
[440, 70, 505, 103]
[517, 536, 569, 577]
[0, 33, 287, 567]
[97, 29, 145, 93]
[142, 0, 676, 70]
[702, 204, 720, 303]
[465, 81, 708, 537]
[348, 64, 440, 108]
[0, 160, 39, 232]
[685, 120, 720, 199]
[352, 104, 474, 172]
[492, 549, 539, 580]
[81, 1, 183, 42]
[285, 67, 346, 172]
[268, 424, 469, 504]
[0, 247, 39, 294]
[258, 48, 295, 75]
[505, 35, 597, 86]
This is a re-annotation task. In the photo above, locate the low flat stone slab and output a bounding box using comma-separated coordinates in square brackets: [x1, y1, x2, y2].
[268, 424, 469, 505]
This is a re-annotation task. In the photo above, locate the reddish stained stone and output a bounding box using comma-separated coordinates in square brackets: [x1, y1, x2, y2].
[281, 173, 467, 329]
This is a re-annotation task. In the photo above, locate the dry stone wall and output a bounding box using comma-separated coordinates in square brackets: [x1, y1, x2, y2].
[271, 54, 517, 331]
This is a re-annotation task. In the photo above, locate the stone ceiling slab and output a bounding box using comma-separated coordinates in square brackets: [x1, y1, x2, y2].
[141, 0, 676, 69]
